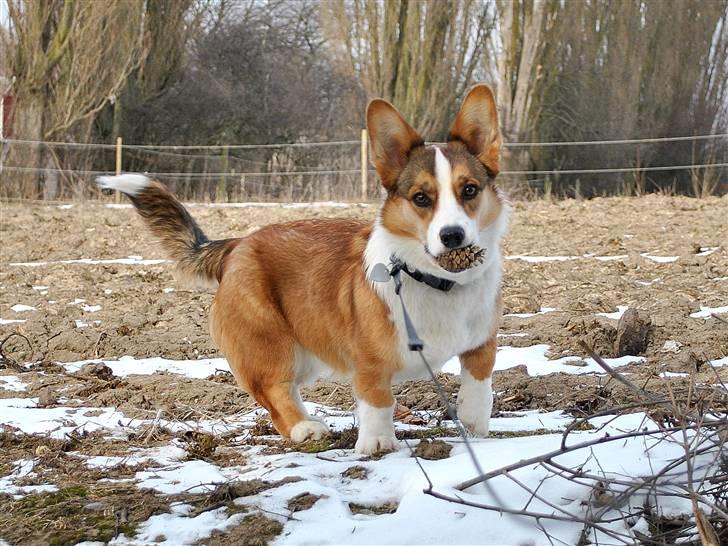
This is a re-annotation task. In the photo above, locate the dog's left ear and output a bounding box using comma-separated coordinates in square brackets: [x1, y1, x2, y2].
[447, 84, 502, 177]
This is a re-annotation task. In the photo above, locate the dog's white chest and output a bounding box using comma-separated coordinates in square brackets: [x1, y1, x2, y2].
[376, 268, 501, 382]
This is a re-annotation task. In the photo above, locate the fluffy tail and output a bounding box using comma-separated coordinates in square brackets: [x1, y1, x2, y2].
[96, 174, 239, 287]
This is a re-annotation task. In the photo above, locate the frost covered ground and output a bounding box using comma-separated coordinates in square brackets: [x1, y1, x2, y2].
[1, 350, 726, 545]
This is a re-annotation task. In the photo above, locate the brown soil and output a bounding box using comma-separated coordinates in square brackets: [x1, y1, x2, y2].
[286, 492, 324, 512]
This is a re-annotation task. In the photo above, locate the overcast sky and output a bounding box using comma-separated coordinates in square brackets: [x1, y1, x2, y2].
[0, 1, 8, 30]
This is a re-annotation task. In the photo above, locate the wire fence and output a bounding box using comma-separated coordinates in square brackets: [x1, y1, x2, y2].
[1, 133, 726, 202]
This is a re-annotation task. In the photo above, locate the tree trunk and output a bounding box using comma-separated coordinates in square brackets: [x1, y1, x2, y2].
[12, 95, 45, 198]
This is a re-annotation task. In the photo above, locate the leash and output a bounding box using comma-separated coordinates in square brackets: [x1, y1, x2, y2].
[370, 261, 485, 479]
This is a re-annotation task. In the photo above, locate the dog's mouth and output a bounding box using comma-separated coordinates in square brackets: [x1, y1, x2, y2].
[425, 244, 486, 273]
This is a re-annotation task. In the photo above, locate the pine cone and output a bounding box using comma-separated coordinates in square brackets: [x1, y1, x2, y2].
[436, 245, 485, 272]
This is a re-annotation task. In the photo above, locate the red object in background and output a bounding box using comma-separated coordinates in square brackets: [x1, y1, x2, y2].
[1, 94, 15, 137]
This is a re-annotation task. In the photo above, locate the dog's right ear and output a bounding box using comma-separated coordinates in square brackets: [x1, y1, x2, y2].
[367, 100, 424, 190]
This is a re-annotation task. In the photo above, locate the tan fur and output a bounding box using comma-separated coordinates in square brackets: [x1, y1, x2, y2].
[209, 220, 403, 435]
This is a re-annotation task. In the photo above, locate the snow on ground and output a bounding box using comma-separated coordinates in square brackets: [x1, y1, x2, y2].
[63, 355, 231, 378]
[690, 304, 728, 318]
[58, 343, 641, 381]
[505, 252, 686, 264]
[92, 413, 699, 546]
[596, 305, 629, 320]
[640, 253, 679, 263]
[2, 349, 726, 545]
[10, 256, 169, 267]
[503, 306, 557, 318]
[442, 344, 644, 376]
[9, 304, 36, 312]
[0, 375, 28, 392]
[7, 251, 700, 269]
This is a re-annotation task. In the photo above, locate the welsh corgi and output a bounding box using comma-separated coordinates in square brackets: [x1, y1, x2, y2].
[97, 84, 509, 455]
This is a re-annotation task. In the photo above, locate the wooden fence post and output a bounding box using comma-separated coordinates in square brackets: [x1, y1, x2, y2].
[114, 136, 122, 203]
[360, 128, 368, 201]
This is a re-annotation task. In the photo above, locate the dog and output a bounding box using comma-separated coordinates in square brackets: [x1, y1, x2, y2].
[97, 84, 509, 455]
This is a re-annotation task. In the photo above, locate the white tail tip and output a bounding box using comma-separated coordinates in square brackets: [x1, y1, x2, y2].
[96, 174, 151, 196]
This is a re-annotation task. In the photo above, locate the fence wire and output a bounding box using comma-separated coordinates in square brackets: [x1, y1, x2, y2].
[1, 133, 727, 201]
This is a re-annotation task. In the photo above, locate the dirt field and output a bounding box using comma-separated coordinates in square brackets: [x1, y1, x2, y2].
[1, 194, 727, 545]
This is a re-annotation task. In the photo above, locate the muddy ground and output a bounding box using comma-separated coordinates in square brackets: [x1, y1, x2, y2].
[0, 195, 727, 544]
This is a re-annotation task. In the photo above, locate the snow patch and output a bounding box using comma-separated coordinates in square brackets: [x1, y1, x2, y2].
[63, 355, 231, 379]
[506, 255, 579, 263]
[11, 256, 169, 267]
[596, 305, 628, 320]
[641, 253, 678, 263]
[10, 304, 36, 313]
[443, 344, 643, 376]
[0, 375, 28, 392]
[504, 307, 557, 318]
[689, 305, 728, 318]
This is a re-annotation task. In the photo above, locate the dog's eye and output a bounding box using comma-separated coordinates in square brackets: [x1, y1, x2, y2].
[462, 184, 480, 200]
[412, 192, 432, 208]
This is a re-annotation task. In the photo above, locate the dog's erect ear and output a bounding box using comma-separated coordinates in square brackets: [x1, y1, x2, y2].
[447, 84, 501, 177]
[367, 99, 424, 190]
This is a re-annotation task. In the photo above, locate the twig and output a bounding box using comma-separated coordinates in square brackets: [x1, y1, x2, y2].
[0, 332, 34, 370]
[710, 313, 728, 325]
[424, 488, 636, 544]
[454, 421, 725, 491]
[578, 340, 659, 404]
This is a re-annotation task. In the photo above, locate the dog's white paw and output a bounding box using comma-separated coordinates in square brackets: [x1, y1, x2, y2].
[457, 403, 491, 436]
[355, 400, 398, 455]
[457, 373, 493, 437]
[290, 420, 330, 443]
[355, 433, 399, 455]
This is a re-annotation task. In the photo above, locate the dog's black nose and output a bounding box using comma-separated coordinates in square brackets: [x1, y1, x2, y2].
[439, 226, 465, 249]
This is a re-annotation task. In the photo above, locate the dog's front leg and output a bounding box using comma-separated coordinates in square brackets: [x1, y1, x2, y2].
[353, 365, 398, 455]
[457, 336, 497, 436]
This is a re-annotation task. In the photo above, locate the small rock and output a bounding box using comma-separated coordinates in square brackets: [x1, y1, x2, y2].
[614, 308, 650, 356]
[661, 340, 683, 354]
[76, 362, 115, 381]
[412, 439, 452, 460]
[37, 388, 57, 407]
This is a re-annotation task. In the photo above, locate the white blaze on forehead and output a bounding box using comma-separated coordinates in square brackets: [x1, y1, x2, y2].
[434, 146, 452, 190]
[427, 146, 478, 255]
[433, 146, 458, 222]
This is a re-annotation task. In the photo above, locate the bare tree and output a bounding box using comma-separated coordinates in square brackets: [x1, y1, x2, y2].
[4, 0, 148, 197]
[321, 0, 497, 138]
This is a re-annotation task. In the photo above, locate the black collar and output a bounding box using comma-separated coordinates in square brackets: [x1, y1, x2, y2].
[389, 256, 456, 293]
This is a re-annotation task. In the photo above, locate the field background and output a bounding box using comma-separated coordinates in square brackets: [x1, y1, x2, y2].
[1, 195, 726, 545]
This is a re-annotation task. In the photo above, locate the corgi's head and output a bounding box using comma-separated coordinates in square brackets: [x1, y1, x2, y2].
[367, 84, 509, 280]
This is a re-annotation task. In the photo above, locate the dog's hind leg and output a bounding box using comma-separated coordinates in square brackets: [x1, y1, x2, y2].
[211, 301, 329, 442]
[228, 340, 329, 441]
[253, 378, 329, 442]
